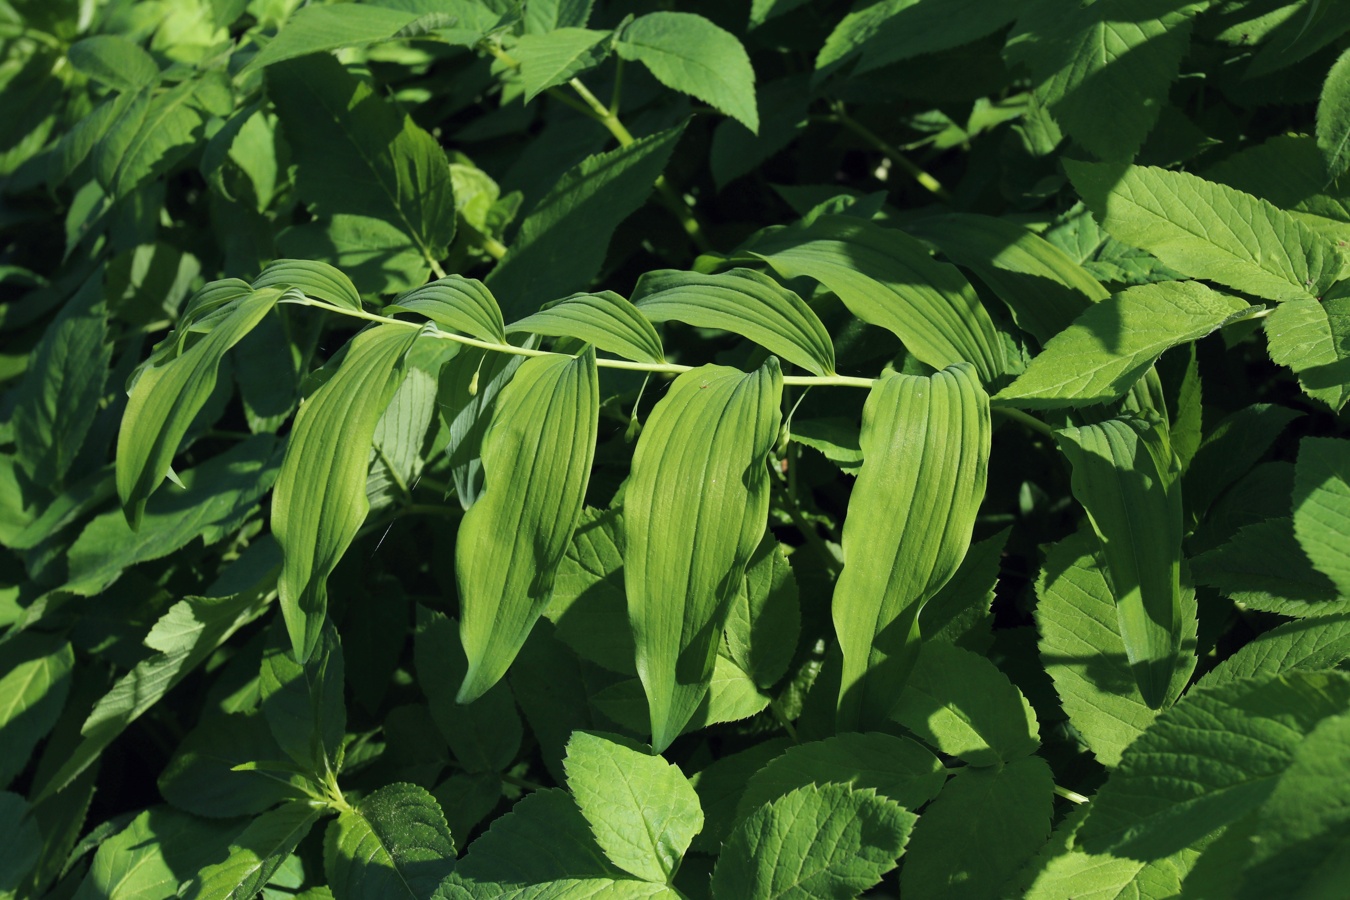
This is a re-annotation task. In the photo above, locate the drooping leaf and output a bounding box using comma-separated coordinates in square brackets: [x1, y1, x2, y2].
[0, 633, 73, 789]
[1055, 418, 1184, 709]
[833, 364, 991, 730]
[386, 277, 507, 344]
[241, 4, 423, 74]
[487, 124, 686, 319]
[506, 292, 664, 364]
[615, 12, 758, 132]
[1293, 436, 1350, 594]
[995, 282, 1250, 408]
[272, 324, 422, 662]
[1318, 46, 1350, 181]
[712, 784, 915, 900]
[67, 35, 160, 91]
[252, 259, 362, 311]
[632, 268, 835, 376]
[624, 359, 782, 752]
[746, 216, 1006, 381]
[182, 802, 322, 900]
[260, 618, 346, 777]
[456, 349, 599, 702]
[514, 28, 611, 103]
[563, 731, 701, 884]
[324, 783, 456, 900]
[1065, 161, 1344, 303]
[1266, 293, 1350, 411]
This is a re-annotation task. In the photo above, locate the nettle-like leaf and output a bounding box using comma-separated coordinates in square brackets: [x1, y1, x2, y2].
[1293, 436, 1350, 595]
[625, 359, 782, 752]
[1266, 291, 1350, 411]
[455, 348, 599, 703]
[833, 364, 990, 730]
[260, 618, 346, 777]
[1200, 614, 1350, 690]
[506, 291, 665, 364]
[241, 4, 425, 74]
[324, 782, 457, 900]
[272, 324, 424, 662]
[514, 28, 612, 103]
[67, 35, 160, 92]
[818, 0, 1018, 78]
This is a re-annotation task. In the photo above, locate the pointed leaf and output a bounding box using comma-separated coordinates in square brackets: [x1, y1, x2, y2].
[1266, 294, 1350, 411]
[253, 259, 361, 311]
[94, 80, 205, 200]
[1293, 436, 1350, 594]
[515, 28, 612, 103]
[632, 268, 835, 376]
[1202, 614, 1350, 690]
[0, 633, 73, 789]
[507, 291, 664, 364]
[260, 618, 346, 776]
[273, 324, 422, 662]
[1319, 47, 1350, 181]
[67, 35, 160, 91]
[72, 808, 235, 900]
[387, 277, 508, 344]
[721, 539, 800, 689]
[624, 360, 782, 752]
[833, 364, 991, 730]
[456, 349, 599, 702]
[324, 783, 456, 900]
[241, 4, 422, 74]
[0, 793, 40, 897]
[183, 802, 321, 900]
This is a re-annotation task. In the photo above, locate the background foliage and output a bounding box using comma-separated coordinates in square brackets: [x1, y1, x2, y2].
[3, 0, 1350, 898]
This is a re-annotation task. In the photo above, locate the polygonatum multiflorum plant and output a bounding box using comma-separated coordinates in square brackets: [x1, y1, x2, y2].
[3, 0, 1350, 898]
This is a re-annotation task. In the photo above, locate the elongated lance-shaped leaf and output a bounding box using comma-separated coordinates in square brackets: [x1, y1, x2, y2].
[252, 259, 362, 311]
[456, 348, 600, 703]
[181, 802, 321, 900]
[632, 268, 835, 375]
[625, 359, 782, 752]
[745, 216, 1005, 381]
[116, 285, 280, 528]
[833, 363, 990, 731]
[273, 324, 423, 662]
[506, 291, 665, 364]
[386, 276, 507, 344]
[1056, 417, 1184, 709]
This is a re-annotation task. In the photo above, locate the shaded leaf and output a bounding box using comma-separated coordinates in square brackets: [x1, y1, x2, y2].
[325, 783, 456, 900]
[183, 802, 321, 900]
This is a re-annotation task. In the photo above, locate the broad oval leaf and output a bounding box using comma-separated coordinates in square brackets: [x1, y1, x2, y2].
[632, 268, 835, 376]
[387, 277, 508, 344]
[833, 364, 991, 730]
[253, 259, 362, 311]
[456, 349, 599, 703]
[625, 359, 783, 752]
[272, 324, 423, 662]
[746, 216, 1006, 381]
[116, 285, 279, 528]
[1055, 418, 1185, 710]
[506, 291, 664, 364]
[324, 782, 456, 900]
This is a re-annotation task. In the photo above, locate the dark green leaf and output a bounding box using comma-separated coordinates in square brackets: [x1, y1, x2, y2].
[324, 783, 456, 900]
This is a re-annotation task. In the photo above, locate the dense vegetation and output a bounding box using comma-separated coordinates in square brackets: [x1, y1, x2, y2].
[3, 0, 1350, 897]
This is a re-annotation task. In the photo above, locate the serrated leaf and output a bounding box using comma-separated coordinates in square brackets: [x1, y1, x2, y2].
[116, 284, 278, 527]
[525, 0, 595, 32]
[919, 528, 1007, 653]
[624, 360, 782, 752]
[253, 259, 362, 311]
[387, 277, 508, 344]
[712, 784, 915, 900]
[1190, 518, 1346, 616]
[900, 757, 1054, 900]
[688, 738, 792, 855]
[1318, 47, 1350, 181]
[456, 349, 599, 702]
[515, 28, 611, 103]
[437, 341, 533, 511]
[615, 12, 757, 132]
[1036, 530, 1198, 767]
[1019, 807, 1196, 900]
[747, 216, 1006, 381]
[735, 732, 946, 823]
[1184, 403, 1302, 523]
[1065, 161, 1344, 303]
[93, 79, 205, 200]
[67, 35, 160, 91]
[1293, 436, 1350, 594]
[1202, 614, 1350, 689]
[183, 802, 321, 900]
[324, 783, 456, 900]
[260, 618, 346, 776]
[563, 732, 701, 883]
[632, 268, 835, 376]
[996, 282, 1249, 408]
[1056, 418, 1184, 709]
[722, 539, 799, 689]
[273, 324, 422, 662]
[545, 507, 634, 675]
[242, 4, 422, 74]
[892, 641, 1040, 767]
[507, 292, 664, 364]
[1265, 294, 1350, 411]
[487, 124, 685, 319]
[72, 808, 235, 900]
[278, 215, 429, 297]
[1078, 670, 1350, 860]
[833, 365, 991, 730]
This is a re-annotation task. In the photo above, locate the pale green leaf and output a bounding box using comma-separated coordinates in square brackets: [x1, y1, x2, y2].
[507, 291, 664, 364]
[788, 418, 861, 472]
[253, 259, 362, 311]
[278, 215, 428, 297]
[487, 124, 685, 319]
[1293, 436, 1350, 594]
[1202, 614, 1350, 689]
[437, 342, 533, 511]
[1019, 808, 1194, 900]
[735, 732, 946, 822]
[0, 633, 74, 789]
[273, 324, 422, 662]
[387, 277, 508, 344]
[892, 641, 1040, 767]
[747, 216, 1006, 381]
[907, 213, 1107, 344]
[0, 793, 40, 899]
[996, 282, 1249, 408]
[832, 364, 991, 730]
[1036, 529, 1198, 767]
[242, 4, 422, 74]
[712, 784, 915, 900]
[1065, 161, 1344, 303]
[515, 28, 611, 103]
[260, 618, 346, 776]
[1077, 670, 1350, 860]
[1265, 294, 1350, 411]
[696, 654, 771, 728]
[615, 12, 757, 132]
[324, 783, 456, 900]
[624, 360, 782, 752]
[688, 739, 792, 855]
[1056, 418, 1184, 709]
[564, 731, 701, 883]
[183, 802, 321, 900]
[456, 349, 599, 702]
[67, 35, 160, 91]
[524, 0, 594, 32]
[72, 808, 234, 900]
[1318, 46, 1350, 181]
[632, 268, 835, 376]
[900, 757, 1055, 900]
[116, 284, 278, 527]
